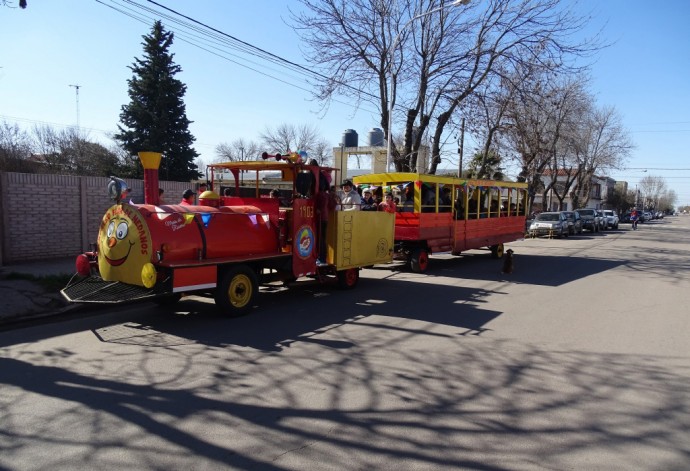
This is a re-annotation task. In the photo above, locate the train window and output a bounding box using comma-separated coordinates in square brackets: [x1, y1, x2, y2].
[421, 183, 436, 213]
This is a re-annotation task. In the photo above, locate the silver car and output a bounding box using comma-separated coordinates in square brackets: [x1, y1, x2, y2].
[529, 212, 569, 238]
[576, 208, 601, 232]
[602, 209, 619, 229]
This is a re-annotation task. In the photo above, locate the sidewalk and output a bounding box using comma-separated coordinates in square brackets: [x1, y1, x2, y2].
[0, 257, 76, 324]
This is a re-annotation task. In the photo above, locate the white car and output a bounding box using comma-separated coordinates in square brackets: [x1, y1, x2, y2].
[602, 210, 619, 229]
[529, 212, 569, 238]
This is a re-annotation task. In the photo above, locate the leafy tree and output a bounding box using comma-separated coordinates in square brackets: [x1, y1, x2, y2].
[115, 20, 200, 181]
[465, 149, 504, 180]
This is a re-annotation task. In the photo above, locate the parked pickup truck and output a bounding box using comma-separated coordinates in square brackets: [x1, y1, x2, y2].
[575, 208, 601, 232]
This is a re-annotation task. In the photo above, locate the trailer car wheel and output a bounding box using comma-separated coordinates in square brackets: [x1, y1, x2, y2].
[214, 265, 258, 316]
[410, 248, 429, 273]
[337, 268, 359, 289]
[490, 243, 504, 259]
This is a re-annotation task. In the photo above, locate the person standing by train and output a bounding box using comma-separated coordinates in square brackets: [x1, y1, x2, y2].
[316, 183, 337, 266]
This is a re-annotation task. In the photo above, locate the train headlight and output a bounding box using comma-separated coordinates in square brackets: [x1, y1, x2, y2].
[107, 176, 129, 203]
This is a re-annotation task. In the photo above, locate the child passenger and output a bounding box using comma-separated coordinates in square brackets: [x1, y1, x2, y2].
[378, 192, 397, 213]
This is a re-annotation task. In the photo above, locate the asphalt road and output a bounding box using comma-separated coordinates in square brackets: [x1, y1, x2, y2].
[1, 217, 689, 470]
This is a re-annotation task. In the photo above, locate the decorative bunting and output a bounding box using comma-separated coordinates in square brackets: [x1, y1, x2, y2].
[201, 213, 211, 227]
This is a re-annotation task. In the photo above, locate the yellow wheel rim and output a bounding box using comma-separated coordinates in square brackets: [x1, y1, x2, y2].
[496, 244, 504, 258]
[228, 274, 252, 308]
[141, 263, 156, 288]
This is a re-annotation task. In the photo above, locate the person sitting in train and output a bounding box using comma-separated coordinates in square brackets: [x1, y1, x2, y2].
[454, 197, 466, 220]
[439, 187, 452, 213]
[421, 185, 436, 213]
[400, 184, 414, 212]
[180, 189, 195, 206]
[361, 188, 377, 211]
[378, 192, 397, 214]
[490, 200, 499, 217]
[337, 180, 361, 211]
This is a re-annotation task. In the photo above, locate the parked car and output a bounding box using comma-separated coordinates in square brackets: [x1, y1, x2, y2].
[529, 212, 569, 238]
[602, 209, 619, 229]
[595, 210, 607, 231]
[562, 210, 583, 235]
[643, 211, 653, 222]
[575, 208, 601, 232]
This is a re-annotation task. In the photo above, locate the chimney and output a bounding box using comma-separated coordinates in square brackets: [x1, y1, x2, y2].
[138, 151, 162, 205]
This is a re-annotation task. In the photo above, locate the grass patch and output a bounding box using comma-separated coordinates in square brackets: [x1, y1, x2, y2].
[5, 273, 73, 292]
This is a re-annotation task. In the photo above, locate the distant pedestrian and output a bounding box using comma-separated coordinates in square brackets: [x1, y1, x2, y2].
[158, 188, 166, 205]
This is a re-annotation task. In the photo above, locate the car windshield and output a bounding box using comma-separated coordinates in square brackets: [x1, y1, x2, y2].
[536, 213, 559, 221]
[578, 209, 594, 216]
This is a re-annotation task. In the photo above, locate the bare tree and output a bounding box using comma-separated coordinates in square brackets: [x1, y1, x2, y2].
[0, 121, 33, 171]
[570, 105, 633, 208]
[259, 123, 326, 157]
[215, 138, 261, 162]
[29, 124, 120, 176]
[638, 175, 667, 211]
[293, 0, 598, 174]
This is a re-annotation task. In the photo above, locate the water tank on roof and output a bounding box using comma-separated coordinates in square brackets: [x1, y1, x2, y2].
[341, 129, 358, 148]
[367, 128, 384, 147]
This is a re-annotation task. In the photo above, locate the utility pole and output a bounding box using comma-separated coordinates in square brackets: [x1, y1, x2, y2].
[69, 84, 81, 129]
[457, 118, 465, 178]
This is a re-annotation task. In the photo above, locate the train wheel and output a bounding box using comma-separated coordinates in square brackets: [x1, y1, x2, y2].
[490, 243, 504, 259]
[410, 248, 429, 273]
[214, 265, 258, 316]
[337, 268, 359, 289]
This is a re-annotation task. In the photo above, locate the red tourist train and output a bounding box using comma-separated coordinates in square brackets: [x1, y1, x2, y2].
[62, 152, 527, 315]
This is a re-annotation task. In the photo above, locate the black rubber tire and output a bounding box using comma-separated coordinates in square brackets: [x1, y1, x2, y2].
[490, 243, 504, 259]
[214, 265, 258, 316]
[410, 248, 430, 273]
[337, 268, 359, 289]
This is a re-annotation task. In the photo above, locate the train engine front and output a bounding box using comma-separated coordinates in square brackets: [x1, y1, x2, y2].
[62, 152, 281, 308]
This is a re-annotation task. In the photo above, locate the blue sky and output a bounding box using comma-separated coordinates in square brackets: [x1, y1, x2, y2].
[1, 1, 689, 203]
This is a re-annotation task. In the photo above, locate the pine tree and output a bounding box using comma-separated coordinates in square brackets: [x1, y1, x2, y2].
[115, 21, 200, 181]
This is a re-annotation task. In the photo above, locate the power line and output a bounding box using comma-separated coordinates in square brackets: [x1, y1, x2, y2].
[94, 0, 380, 111]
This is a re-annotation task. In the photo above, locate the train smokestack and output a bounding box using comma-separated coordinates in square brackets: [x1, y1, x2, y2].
[138, 151, 162, 205]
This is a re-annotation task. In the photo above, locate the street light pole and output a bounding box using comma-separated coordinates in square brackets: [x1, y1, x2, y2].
[385, 0, 470, 172]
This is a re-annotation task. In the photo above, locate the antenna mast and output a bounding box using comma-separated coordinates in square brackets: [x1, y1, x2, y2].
[69, 84, 81, 129]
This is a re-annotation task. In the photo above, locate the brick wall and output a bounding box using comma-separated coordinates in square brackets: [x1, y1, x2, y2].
[0, 172, 190, 265]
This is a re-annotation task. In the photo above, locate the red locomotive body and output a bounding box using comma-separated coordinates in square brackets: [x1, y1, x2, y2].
[62, 152, 394, 315]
